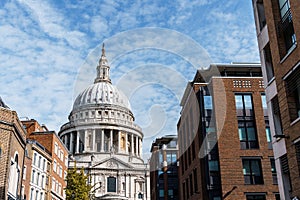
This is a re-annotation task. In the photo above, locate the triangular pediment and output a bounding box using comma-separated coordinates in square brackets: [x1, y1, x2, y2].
[91, 156, 134, 169]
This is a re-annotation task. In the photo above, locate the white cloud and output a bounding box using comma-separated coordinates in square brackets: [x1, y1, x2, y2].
[90, 15, 109, 36]
[0, 0, 260, 158]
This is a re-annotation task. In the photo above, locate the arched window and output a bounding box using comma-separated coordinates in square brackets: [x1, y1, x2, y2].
[121, 137, 126, 150]
[8, 152, 20, 198]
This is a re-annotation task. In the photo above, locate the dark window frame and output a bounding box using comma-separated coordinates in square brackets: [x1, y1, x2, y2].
[235, 93, 259, 150]
[285, 64, 300, 122]
[277, 0, 296, 57]
[107, 177, 117, 193]
[295, 141, 300, 176]
[270, 158, 278, 184]
[242, 158, 264, 185]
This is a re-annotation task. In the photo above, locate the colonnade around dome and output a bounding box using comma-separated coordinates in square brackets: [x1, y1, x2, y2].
[60, 128, 143, 158]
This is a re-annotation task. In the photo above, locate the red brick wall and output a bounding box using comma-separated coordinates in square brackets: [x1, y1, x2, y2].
[213, 77, 278, 199]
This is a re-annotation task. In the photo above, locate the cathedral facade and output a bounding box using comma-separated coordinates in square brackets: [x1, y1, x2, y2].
[59, 45, 150, 200]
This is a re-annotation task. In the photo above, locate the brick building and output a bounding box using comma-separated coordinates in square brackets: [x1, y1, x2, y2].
[150, 135, 178, 200]
[0, 97, 26, 200]
[252, 0, 300, 199]
[178, 64, 279, 200]
[21, 139, 52, 200]
[22, 119, 68, 200]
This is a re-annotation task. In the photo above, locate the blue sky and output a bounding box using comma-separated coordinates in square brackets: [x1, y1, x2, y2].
[0, 0, 259, 158]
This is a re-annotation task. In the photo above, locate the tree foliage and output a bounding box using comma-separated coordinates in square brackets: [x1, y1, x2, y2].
[65, 165, 92, 200]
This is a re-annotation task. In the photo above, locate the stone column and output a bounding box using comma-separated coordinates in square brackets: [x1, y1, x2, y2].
[92, 129, 96, 152]
[70, 132, 74, 153]
[140, 138, 142, 156]
[83, 130, 87, 152]
[76, 131, 80, 153]
[110, 129, 113, 151]
[135, 136, 138, 156]
[125, 133, 128, 154]
[101, 129, 104, 152]
[118, 131, 121, 152]
[131, 134, 134, 154]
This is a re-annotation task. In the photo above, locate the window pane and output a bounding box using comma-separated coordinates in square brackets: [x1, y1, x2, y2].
[107, 177, 116, 192]
[278, 0, 287, 8]
[247, 127, 257, 140]
[251, 160, 261, 176]
[159, 189, 164, 197]
[235, 95, 243, 108]
[167, 154, 172, 164]
[266, 127, 272, 142]
[261, 94, 267, 109]
[244, 95, 253, 109]
[247, 195, 266, 200]
[204, 96, 213, 109]
[270, 158, 276, 173]
[243, 160, 250, 175]
[239, 128, 247, 140]
[209, 160, 219, 171]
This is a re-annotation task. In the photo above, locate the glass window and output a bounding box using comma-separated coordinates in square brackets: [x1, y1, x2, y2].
[107, 177, 116, 192]
[246, 194, 266, 200]
[159, 189, 164, 197]
[38, 156, 41, 168]
[36, 172, 40, 185]
[31, 170, 35, 182]
[23, 166, 27, 180]
[270, 158, 278, 184]
[167, 153, 172, 164]
[271, 96, 283, 135]
[265, 120, 272, 149]
[238, 121, 258, 149]
[244, 95, 253, 109]
[261, 94, 267, 109]
[43, 159, 46, 171]
[30, 188, 34, 200]
[278, 0, 290, 18]
[266, 126, 272, 141]
[295, 142, 300, 176]
[33, 153, 37, 165]
[235, 95, 243, 110]
[54, 142, 58, 155]
[168, 189, 173, 197]
[285, 66, 300, 121]
[41, 175, 44, 188]
[204, 96, 213, 109]
[235, 94, 253, 116]
[256, 0, 266, 30]
[159, 153, 163, 164]
[263, 43, 274, 82]
[277, 0, 296, 56]
[242, 159, 264, 184]
[209, 160, 219, 171]
[53, 160, 57, 172]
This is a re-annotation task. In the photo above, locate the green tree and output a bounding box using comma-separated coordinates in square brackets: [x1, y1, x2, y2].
[65, 165, 92, 200]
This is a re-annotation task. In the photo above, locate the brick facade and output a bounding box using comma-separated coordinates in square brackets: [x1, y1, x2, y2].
[178, 64, 279, 200]
[252, 0, 300, 198]
[150, 135, 178, 200]
[0, 106, 26, 200]
[22, 119, 68, 200]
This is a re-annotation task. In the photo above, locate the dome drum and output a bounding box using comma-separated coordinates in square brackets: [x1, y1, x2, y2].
[60, 127, 144, 161]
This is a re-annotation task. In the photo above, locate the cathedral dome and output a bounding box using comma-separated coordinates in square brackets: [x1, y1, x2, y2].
[73, 82, 131, 111]
[72, 43, 131, 112]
